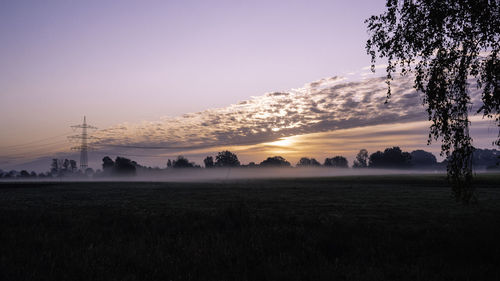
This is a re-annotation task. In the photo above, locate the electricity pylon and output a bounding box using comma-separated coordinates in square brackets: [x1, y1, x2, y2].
[69, 116, 97, 170]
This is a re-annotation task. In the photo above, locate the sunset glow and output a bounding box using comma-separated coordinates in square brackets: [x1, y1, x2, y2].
[0, 0, 497, 171]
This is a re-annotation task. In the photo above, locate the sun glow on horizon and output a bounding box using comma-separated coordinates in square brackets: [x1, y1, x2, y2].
[263, 136, 296, 147]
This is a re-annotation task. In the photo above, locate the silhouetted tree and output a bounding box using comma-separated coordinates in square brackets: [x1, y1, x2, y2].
[410, 150, 437, 168]
[5, 170, 17, 179]
[102, 156, 115, 173]
[366, 0, 499, 202]
[259, 156, 291, 167]
[172, 156, 194, 168]
[69, 160, 77, 172]
[204, 156, 214, 168]
[114, 157, 136, 176]
[62, 159, 70, 171]
[19, 170, 30, 178]
[215, 151, 240, 167]
[1, 170, 14, 179]
[324, 156, 349, 168]
[353, 149, 369, 168]
[369, 151, 384, 168]
[50, 159, 59, 176]
[369, 147, 411, 169]
[296, 157, 321, 167]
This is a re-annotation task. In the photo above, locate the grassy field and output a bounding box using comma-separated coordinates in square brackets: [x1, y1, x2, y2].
[1, 174, 500, 280]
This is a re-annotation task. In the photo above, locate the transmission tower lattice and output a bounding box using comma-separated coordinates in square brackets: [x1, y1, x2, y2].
[69, 116, 97, 170]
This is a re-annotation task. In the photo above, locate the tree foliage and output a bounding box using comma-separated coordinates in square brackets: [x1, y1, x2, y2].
[50, 158, 79, 177]
[203, 156, 215, 168]
[172, 156, 194, 168]
[69, 160, 77, 172]
[369, 147, 412, 169]
[259, 156, 291, 167]
[215, 151, 240, 167]
[102, 156, 115, 173]
[51, 159, 59, 175]
[324, 156, 349, 168]
[101, 156, 136, 176]
[296, 157, 321, 167]
[366, 0, 499, 203]
[113, 157, 137, 176]
[62, 159, 70, 171]
[410, 149, 438, 167]
[353, 149, 369, 168]
[19, 170, 30, 178]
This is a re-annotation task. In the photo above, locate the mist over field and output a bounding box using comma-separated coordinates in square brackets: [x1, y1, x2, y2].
[125, 168, 450, 182]
[0, 168, 453, 182]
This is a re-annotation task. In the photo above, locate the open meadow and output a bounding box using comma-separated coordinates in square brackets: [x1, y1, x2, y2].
[1, 174, 500, 281]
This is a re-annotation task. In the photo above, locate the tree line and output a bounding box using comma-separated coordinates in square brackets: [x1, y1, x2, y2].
[1, 147, 498, 179]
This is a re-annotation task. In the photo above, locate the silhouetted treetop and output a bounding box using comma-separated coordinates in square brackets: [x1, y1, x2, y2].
[369, 147, 411, 169]
[353, 149, 369, 168]
[215, 151, 240, 167]
[203, 156, 214, 168]
[114, 157, 137, 176]
[259, 156, 291, 167]
[19, 170, 30, 178]
[69, 160, 77, 172]
[102, 156, 114, 172]
[296, 157, 321, 167]
[100, 156, 136, 176]
[410, 150, 437, 168]
[172, 156, 194, 168]
[324, 156, 348, 168]
[50, 159, 59, 175]
[62, 159, 70, 171]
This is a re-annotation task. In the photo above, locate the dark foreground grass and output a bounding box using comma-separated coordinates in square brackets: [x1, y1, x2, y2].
[1, 174, 500, 280]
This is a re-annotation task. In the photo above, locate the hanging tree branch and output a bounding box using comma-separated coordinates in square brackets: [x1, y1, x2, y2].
[365, 0, 499, 203]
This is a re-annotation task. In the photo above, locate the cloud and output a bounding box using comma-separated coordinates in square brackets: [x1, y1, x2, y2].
[2, 73, 493, 171]
[93, 74, 446, 152]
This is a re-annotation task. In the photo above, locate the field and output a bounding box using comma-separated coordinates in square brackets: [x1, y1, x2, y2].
[1, 174, 500, 281]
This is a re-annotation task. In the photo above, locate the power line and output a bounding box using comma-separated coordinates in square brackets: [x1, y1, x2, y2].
[1, 132, 73, 148]
[94, 151, 173, 158]
[101, 144, 213, 150]
[1, 140, 70, 153]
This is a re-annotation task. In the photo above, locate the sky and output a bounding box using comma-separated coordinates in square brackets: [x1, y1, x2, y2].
[0, 0, 498, 171]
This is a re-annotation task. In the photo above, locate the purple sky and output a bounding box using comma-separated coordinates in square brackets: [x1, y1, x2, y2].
[1, 0, 385, 133]
[1, 0, 497, 171]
